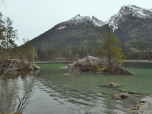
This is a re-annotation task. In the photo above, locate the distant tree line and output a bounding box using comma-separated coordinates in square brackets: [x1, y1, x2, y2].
[125, 50, 152, 60]
[36, 47, 97, 61]
[36, 47, 152, 61]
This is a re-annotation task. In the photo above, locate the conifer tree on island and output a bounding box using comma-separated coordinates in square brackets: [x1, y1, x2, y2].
[97, 30, 126, 65]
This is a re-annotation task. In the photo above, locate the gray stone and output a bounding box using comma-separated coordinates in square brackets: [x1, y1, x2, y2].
[109, 83, 116, 87]
[138, 95, 152, 113]
[60, 66, 68, 69]
[126, 69, 132, 75]
[33, 64, 40, 70]
[68, 56, 132, 75]
[7, 65, 19, 72]
[129, 95, 152, 114]
[20, 59, 28, 64]
[68, 55, 109, 71]
[129, 110, 141, 114]
[119, 92, 129, 99]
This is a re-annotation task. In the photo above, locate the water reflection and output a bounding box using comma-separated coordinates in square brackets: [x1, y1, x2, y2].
[0, 62, 152, 114]
[0, 70, 38, 113]
[37, 78, 141, 114]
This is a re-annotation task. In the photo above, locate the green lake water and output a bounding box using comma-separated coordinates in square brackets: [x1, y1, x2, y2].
[0, 62, 152, 114]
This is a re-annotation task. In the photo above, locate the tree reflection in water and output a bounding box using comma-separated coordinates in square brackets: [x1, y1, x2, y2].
[0, 70, 39, 114]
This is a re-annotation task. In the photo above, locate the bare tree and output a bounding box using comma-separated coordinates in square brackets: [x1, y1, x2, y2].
[0, 0, 7, 7]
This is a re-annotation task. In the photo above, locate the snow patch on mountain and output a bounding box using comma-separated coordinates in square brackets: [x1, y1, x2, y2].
[56, 26, 66, 30]
[92, 16, 105, 26]
[127, 5, 152, 18]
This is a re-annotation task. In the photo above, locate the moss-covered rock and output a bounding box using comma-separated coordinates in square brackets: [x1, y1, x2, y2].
[127, 95, 152, 114]
[68, 56, 132, 75]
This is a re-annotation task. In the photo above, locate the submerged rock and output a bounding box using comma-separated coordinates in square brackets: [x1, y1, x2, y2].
[60, 66, 68, 69]
[119, 92, 129, 99]
[72, 88, 79, 92]
[119, 90, 142, 95]
[114, 92, 129, 99]
[104, 83, 121, 87]
[63, 73, 70, 76]
[68, 56, 132, 75]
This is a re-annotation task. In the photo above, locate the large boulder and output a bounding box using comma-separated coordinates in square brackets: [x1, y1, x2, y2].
[68, 56, 102, 71]
[114, 92, 129, 99]
[68, 55, 117, 71]
[68, 56, 132, 75]
[129, 95, 152, 114]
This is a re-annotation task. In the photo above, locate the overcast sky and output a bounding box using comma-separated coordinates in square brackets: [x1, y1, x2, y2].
[0, 0, 152, 45]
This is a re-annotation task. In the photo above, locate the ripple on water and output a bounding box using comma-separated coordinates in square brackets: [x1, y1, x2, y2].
[0, 62, 152, 114]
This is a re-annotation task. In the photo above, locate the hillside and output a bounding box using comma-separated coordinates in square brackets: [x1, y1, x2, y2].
[30, 5, 152, 52]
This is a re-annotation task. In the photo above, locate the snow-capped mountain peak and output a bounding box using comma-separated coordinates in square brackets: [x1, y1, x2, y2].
[121, 5, 152, 18]
[68, 14, 90, 25]
[107, 5, 152, 31]
[68, 14, 105, 27]
[68, 5, 152, 31]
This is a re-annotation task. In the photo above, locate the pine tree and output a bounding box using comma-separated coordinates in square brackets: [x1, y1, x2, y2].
[0, 13, 5, 41]
[3, 17, 18, 49]
[97, 30, 126, 65]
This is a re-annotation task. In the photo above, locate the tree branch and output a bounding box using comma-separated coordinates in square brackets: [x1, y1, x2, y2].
[1, 0, 7, 7]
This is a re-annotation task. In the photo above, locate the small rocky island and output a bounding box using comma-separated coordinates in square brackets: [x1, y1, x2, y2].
[0, 59, 40, 79]
[68, 56, 132, 75]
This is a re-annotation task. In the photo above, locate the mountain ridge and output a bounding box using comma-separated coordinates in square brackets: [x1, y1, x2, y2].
[29, 5, 152, 52]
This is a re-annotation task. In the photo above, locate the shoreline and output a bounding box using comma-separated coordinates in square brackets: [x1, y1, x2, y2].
[35, 60, 151, 63]
[125, 60, 151, 61]
[125, 95, 152, 114]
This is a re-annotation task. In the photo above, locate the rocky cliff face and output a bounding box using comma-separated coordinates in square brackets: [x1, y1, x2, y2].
[113, 5, 152, 51]
[30, 5, 152, 52]
[107, 5, 152, 31]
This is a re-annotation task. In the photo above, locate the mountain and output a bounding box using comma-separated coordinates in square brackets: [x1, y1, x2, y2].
[30, 5, 152, 52]
[108, 5, 152, 31]
[113, 5, 152, 51]
[30, 14, 108, 49]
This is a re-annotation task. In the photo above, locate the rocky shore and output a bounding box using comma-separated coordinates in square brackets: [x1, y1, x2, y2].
[0, 59, 40, 78]
[125, 95, 152, 114]
[68, 56, 132, 75]
[104, 83, 152, 114]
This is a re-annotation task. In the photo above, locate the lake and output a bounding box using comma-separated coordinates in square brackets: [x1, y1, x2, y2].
[0, 62, 152, 114]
